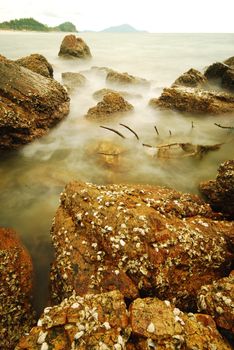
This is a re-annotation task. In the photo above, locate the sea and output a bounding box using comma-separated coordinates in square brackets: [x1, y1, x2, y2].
[0, 31, 234, 312]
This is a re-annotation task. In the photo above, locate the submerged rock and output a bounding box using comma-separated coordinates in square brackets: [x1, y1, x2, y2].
[0, 228, 35, 350]
[58, 34, 92, 59]
[61, 71, 86, 93]
[50, 182, 233, 310]
[106, 69, 150, 87]
[172, 68, 207, 88]
[93, 88, 142, 101]
[149, 86, 234, 114]
[15, 53, 54, 78]
[85, 92, 134, 121]
[199, 160, 234, 219]
[0, 57, 69, 150]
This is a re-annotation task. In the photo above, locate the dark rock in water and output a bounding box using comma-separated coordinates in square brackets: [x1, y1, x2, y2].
[199, 160, 234, 219]
[197, 271, 234, 337]
[61, 71, 86, 93]
[204, 62, 229, 81]
[222, 69, 234, 91]
[16, 291, 232, 349]
[149, 86, 234, 114]
[0, 227, 35, 350]
[15, 53, 53, 78]
[106, 69, 150, 87]
[172, 68, 207, 88]
[224, 56, 234, 67]
[0, 57, 69, 150]
[49, 182, 233, 311]
[58, 34, 92, 59]
[85, 92, 134, 121]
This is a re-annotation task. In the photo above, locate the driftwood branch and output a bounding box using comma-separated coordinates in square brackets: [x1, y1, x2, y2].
[100, 126, 125, 139]
[142, 143, 154, 148]
[154, 125, 159, 135]
[119, 123, 139, 140]
[214, 123, 234, 130]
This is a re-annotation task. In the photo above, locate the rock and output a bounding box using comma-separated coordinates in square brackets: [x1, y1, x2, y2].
[85, 92, 134, 121]
[224, 56, 234, 67]
[199, 160, 234, 219]
[106, 69, 150, 87]
[58, 34, 91, 59]
[149, 86, 234, 114]
[61, 72, 86, 93]
[197, 271, 234, 335]
[222, 69, 234, 91]
[172, 68, 207, 88]
[0, 228, 35, 350]
[0, 57, 69, 150]
[50, 182, 233, 310]
[93, 88, 142, 101]
[16, 290, 131, 350]
[130, 297, 232, 349]
[204, 62, 229, 81]
[15, 53, 53, 78]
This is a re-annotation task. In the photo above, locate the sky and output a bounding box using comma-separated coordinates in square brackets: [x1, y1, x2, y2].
[0, 0, 233, 32]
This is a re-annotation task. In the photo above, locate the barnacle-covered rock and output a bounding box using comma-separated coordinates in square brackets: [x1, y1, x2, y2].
[197, 271, 234, 334]
[85, 92, 134, 121]
[0, 56, 69, 150]
[172, 68, 207, 88]
[149, 86, 234, 114]
[61, 71, 86, 93]
[16, 290, 130, 350]
[50, 182, 233, 310]
[0, 228, 35, 350]
[199, 160, 234, 219]
[106, 69, 150, 87]
[15, 53, 54, 78]
[58, 34, 92, 59]
[130, 297, 232, 349]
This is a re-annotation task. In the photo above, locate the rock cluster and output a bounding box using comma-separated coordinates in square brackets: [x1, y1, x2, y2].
[0, 228, 35, 350]
[58, 34, 92, 59]
[0, 56, 69, 150]
[15, 53, 54, 78]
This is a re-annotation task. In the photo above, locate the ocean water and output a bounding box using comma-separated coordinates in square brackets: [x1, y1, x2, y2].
[0, 31, 234, 312]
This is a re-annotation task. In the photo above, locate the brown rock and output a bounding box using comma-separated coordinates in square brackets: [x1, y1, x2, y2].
[172, 68, 207, 88]
[16, 290, 131, 350]
[224, 56, 234, 67]
[204, 62, 229, 81]
[197, 271, 234, 334]
[222, 69, 234, 91]
[150, 86, 234, 114]
[0, 228, 35, 350]
[93, 88, 142, 101]
[199, 160, 234, 219]
[61, 72, 86, 93]
[0, 57, 69, 150]
[106, 69, 150, 87]
[15, 53, 54, 78]
[85, 92, 134, 121]
[50, 182, 233, 310]
[58, 34, 92, 59]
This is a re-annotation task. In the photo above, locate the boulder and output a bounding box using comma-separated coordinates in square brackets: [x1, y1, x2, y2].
[199, 160, 234, 219]
[204, 62, 229, 81]
[149, 86, 234, 114]
[197, 271, 234, 335]
[61, 72, 86, 93]
[106, 69, 150, 87]
[15, 53, 53, 78]
[0, 228, 35, 350]
[224, 56, 234, 67]
[50, 182, 233, 310]
[85, 92, 134, 121]
[93, 88, 141, 101]
[222, 69, 234, 91]
[172, 68, 207, 88]
[16, 290, 130, 350]
[0, 57, 69, 150]
[58, 34, 91, 59]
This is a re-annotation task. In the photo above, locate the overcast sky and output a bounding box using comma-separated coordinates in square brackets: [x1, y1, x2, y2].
[0, 0, 233, 32]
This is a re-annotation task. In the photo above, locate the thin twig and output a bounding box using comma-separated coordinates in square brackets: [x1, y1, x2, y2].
[142, 143, 154, 148]
[119, 123, 139, 140]
[214, 123, 234, 130]
[100, 126, 126, 139]
[191, 121, 194, 128]
[154, 125, 159, 135]
[169, 130, 172, 136]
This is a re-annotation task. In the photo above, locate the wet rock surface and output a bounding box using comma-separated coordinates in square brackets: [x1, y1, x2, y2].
[0, 228, 35, 350]
[106, 69, 150, 87]
[15, 53, 54, 78]
[149, 86, 234, 114]
[50, 182, 233, 310]
[93, 88, 141, 101]
[0, 57, 70, 150]
[197, 271, 234, 335]
[222, 69, 234, 91]
[85, 92, 134, 121]
[204, 62, 229, 82]
[61, 72, 86, 93]
[58, 34, 92, 59]
[172, 68, 207, 88]
[199, 160, 234, 219]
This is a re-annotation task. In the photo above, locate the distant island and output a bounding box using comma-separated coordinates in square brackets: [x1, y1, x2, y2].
[101, 24, 146, 33]
[0, 18, 77, 32]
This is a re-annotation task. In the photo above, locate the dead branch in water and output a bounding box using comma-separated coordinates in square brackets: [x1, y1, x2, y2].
[191, 121, 194, 129]
[214, 123, 234, 130]
[100, 126, 126, 139]
[97, 152, 119, 156]
[119, 123, 139, 140]
[169, 130, 172, 136]
[154, 125, 159, 135]
[142, 143, 154, 148]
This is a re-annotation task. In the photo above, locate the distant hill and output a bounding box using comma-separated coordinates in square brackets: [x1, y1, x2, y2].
[0, 18, 77, 32]
[101, 24, 143, 33]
